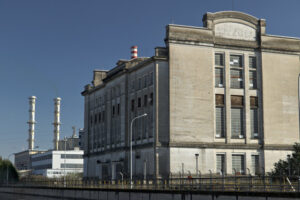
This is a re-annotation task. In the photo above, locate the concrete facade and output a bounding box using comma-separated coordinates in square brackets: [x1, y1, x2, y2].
[82, 11, 300, 179]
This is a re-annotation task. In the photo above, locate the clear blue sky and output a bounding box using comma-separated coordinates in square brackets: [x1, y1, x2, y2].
[0, 0, 299, 160]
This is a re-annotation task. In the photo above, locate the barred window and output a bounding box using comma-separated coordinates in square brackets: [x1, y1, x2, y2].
[232, 155, 245, 175]
[231, 108, 244, 138]
[249, 56, 257, 69]
[215, 53, 225, 88]
[250, 97, 259, 138]
[215, 94, 225, 138]
[230, 55, 243, 67]
[249, 71, 257, 89]
[216, 154, 225, 174]
[230, 69, 243, 88]
[215, 68, 224, 88]
[215, 53, 224, 66]
[251, 155, 259, 175]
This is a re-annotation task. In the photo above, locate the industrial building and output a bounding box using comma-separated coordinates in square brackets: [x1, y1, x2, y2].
[15, 96, 83, 177]
[82, 11, 300, 179]
[31, 149, 83, 178]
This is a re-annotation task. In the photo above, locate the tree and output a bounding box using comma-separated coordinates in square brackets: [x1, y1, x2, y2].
[269, 143, 300, 176]
[0, 158, 19, 184]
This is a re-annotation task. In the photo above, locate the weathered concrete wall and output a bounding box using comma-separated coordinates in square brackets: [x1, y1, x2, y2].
[261, 52, 300, 145]
[168, 43, 214, 144]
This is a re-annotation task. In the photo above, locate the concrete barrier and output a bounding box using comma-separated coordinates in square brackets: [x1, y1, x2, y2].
[0, 185, 300, 199]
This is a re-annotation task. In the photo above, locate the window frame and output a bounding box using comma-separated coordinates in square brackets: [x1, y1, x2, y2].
[215, 53, 225, 88]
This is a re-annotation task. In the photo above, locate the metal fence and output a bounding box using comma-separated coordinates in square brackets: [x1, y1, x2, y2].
[7, 175, 300, 193]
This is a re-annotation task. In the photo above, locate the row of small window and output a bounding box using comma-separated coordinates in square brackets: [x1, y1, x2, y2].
[32, 164, 52, 170]
[31, 154, 52, 162]
[60, 163, 83, 169]
[91, 110, 106, 125]
[60, 154, 83, 159]
[215, 95, 259, 139]
[215, 54, 257, 89]
[217, 154, 260, 175]
[131, 72, 154, 92]
[131, 93, 153, 111]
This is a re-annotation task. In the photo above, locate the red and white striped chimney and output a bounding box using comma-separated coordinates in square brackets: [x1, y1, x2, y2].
[131, 46, 138, 59]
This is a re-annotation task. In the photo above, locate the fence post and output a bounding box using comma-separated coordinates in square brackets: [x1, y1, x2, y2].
[232, 168, 237, 191]
[209, 170, 212, 191]
[298, 176, 300, 192]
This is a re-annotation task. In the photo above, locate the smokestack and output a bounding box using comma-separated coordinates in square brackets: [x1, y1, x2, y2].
[72, 126, 76, 138]
[53, 97, 61, 150]
[131, 46, 138, 59]
[27, 96, 36, 150]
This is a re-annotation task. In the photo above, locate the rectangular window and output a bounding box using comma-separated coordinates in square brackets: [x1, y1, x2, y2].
[131, 100, 135, 112]
[215, 68, 224, 88]
[215, 94, 225, 138]
[117, 104, 120, 115]
[249, 71, 257, 89]
[230, 55, 243, 67]
[231, 108, 244, 138]
[232, 155, 245, 175]
[138, 78, 142, 90]
[138, 97, 141, 108]
[216, 154, 225, 175]
[231, 96, 244, 138]
[94, 114, 97, 124]
[150, 93, 153, 105]
[149, 72, 153, 86]
[215, 53, 224, 88]
[250, 97, 259, 138]
[249, 56, 257, 69]
[230, 69, 243, 88]
[102, 110, 105, 121]
[249, 56, 257, 89]
[251, 155, 259, 175]
[215, 53, 224, 66]
[230, 55, 243, 89]
[144, 75, 147, 88]
[144, 95, 148, 107]
[112, 106, 115, 116]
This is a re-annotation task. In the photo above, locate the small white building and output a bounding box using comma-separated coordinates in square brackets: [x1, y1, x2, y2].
[31, 149, 84, 178]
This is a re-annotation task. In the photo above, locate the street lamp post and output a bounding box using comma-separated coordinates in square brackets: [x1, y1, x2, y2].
[64, 137, 67, 187]
[195, 153, 199, 176]
[130, 113, 147, 188]
[6, 153, 14, 185]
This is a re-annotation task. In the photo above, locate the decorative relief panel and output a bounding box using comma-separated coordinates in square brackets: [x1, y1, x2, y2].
[215, 22, 256, 41]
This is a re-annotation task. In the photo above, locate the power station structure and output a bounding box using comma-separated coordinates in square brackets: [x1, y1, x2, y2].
[53, 97, 61, 150]
[82, 11, 300, 180]
[14, 96, 84, 177]
[15, 96, 44, 172]
[27, 96, 36, 150]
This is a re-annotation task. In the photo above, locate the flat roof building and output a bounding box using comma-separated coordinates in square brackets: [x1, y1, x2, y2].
[82, 11, 300, 179]
[31, 149, 84, 178]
